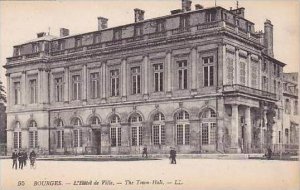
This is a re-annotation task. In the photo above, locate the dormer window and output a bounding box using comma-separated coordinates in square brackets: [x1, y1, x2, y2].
[236, 19, 240, 26]
[206, 11, 216, 22]
[114, 29, 122, 41]
[32, 43, 39, 53]
[157, 20, 165, 32]
[75, 37, 82, 47]
[180, 15, 190, 28]
[58, 40, 65, 50]
[134, 25, 143, 36]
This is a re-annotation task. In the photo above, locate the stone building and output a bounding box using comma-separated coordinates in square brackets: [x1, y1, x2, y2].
[5, 1, 286, 155]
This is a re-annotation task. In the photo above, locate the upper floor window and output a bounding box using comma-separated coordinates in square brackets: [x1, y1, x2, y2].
[134, 25, 143, 36]
[90, 72, 100, 99]
[32, 43, 39, 53]
[153, 63, 164, 92]
[294, 100, 298, 115]
[94, 33, 101, 44]
[114, 29, 122, 41]
[203, 56, 214, 87]
[235, 19, 240, 26]
[131, 67, 141, 94]
[205, 11, 216, 22]
[75, 38, 82, 47]
[29, 79, 37, 104]
[180, 15, 190, 28]
[157, 20, 165, 32]
[110, 70, 119, 97]
[177, 60, 188, 90]
[54, 77, 63, 102]
[14, 81, 21, 105]
[72, 75, 81, 100]
[285, 99, 291, 114]
[58, 40, 65, 51]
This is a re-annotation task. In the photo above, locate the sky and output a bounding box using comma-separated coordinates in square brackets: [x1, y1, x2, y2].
[0, 0, 299, 88]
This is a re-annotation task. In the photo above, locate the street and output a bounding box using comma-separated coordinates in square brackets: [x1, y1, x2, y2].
[0, 158, 299, 190]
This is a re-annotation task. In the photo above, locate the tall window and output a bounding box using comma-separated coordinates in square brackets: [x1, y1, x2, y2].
[294, 100, 298, 115]
[239, 62, 246, 85]
[29, 79, 37, 104]
[135, 25, 142, 36]
[180, 15, 190, 28]
[110, 115, 121, 147]
[90, 72, 100, 99]
[226, 57, 234, 85]
[110, 70, 119, 97]
[54, 77, 63, 102]
[72, 75, 81, 100]
[29, 130, 38, 148]
[285, 99, 291, 114]
[56, 119, 64, 149]
[203, 56, 214, 87]
[205, 11, 216, 22]
[114, 29, 122, 41]
[131, 67, 141, 94]
[14, 82, 21, 105]
[75, 38, 82, 47]
[177, 60, 188, 90]
[201, 108, 217, 145]
[153, 63, 164, 92]
[72, 117, 82, 147]
[13, 121, 21, 149]
[251, 62, 258, 88]
[175, 111, 190, 145]
[157, 20, 165, 32]
[152, 112, 165, 145]
[262, 76, 268, 91]
[130, 114, 143, 146]
[58, 40, 65, 50]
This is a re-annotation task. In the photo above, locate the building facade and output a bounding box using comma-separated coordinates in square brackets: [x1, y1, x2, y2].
[5, 1, 287, 155]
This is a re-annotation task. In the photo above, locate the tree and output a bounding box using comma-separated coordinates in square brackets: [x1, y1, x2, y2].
[0, 81, 6, 103]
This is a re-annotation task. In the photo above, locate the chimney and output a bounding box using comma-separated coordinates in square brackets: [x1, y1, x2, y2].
[182, 0, 192, 12]
[98, 17, 108, 30]
[37, 32, 46, 38]
[264, 19, 274, 57]
[134, 8, 145, 22]
[195, 4, 203, 10]
[60, 28, 69, 37]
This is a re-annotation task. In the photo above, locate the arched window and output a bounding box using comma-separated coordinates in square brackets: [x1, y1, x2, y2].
[110, 115, 121, 147]
[152, 112, 165, 145]
[55, 119, 64, 149]
[71, 117, 82, 147]
[90, 116, 100, 125]
[201, 108, 217, 145]
[14, 121, 22, 149]
[28, 120, 38, 148]
[175, 110, 190, 145]
[129, 113, 143, 146]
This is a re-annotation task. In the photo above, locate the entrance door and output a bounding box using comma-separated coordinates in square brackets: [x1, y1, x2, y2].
[94, 130, 101, 155]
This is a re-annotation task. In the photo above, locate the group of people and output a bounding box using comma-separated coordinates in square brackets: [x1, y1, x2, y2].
[141, 146, 177, 164]
[12, 150, 36, 170]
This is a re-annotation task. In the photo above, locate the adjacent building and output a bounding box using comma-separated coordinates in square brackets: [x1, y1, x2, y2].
[5, 1, 288, 155]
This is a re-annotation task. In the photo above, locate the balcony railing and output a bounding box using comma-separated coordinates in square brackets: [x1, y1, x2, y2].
[7, 51, 49, 63]
[223, 84, 277, 100]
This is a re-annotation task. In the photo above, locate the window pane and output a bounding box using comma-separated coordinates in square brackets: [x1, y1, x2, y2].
[185, 124, 190, 145]
[132, 127, 137, 146]
[111, 128, 116, 147]
[202, 123, 209, 145]
[177, 125, 183, 145]
[153, 125, 159, 145]
[209, 66, 214, 86]
[210, 123, 216, 144]
[204, 67, 208, 86]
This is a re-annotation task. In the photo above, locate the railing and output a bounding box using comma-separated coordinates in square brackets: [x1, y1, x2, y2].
[148, 32, 167, 39]
[223, 84, 277, 100]
[172, 27, 190, 34]
[197, 21, 220, 30]
[7, 51, 49, 63]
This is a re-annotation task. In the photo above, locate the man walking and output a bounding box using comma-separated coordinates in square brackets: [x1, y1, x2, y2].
[169, 147, 177, 164]
[18, 150, 24, 169]
[12, 150, 18, 170]
[142, 146, 148, 158]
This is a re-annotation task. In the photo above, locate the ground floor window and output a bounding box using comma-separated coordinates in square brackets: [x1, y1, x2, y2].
[202, 123, 216, 145]
[111, 127, 121, 147]
[57, 130, 64, 149]
[29, 130, 38, 148]
[152, 125, 165, 145]
[73, 129, 82, 147]
[132, 126, 143, 146]
[177, 124, 190, 145]
[13, 131, 22, 149]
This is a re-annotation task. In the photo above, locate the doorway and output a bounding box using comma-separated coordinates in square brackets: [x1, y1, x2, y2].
[93, 129, 101, 155]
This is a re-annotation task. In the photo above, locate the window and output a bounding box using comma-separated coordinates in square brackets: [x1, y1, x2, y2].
[226, 57, 234, 85]
[240, 62, 246, 85]
[29, 79, 37, 104]
[206, 11, 216, 22]
[262, 61, 268, 72]
[273, 80, 277, 93]
[157, 20, 165, 32]
[32, 43, 39, 53]
[130, 113, 143, 146]
[262, 76, 268, 91]
[203, 56, 214, 87]
[152, 113, 165, 145]
[294, 100, 298, 115]
[110, 70, 119, 96]
[94, 33, 101, 44]
[58, 40, 65, 50]
[177, 60, 188, 90]
[135, 25, 142, 36]
[285, 99, 291, 114]
[201, 108, 217, 145]
[273, 64, 277, 76]
[72, 75, 81, 100]
[90, 116, 100, 125]
[251, 62, 258, 88]
[73, 129, 82, 147]
[110, 115, 121, 147]
[54, 77, 63, 102]
[29, 130, 38, 148]
[180, 15, 190, 28]
[114, 29, 122, 41]
[13, 131, 22, 149]
[175, 111, 190, 145]
[56, 119, 64, 149]
[75, 38, 82, 47]
[235, 19, 240, 26]
[153, 63, 164, 92]
[72, 117, 82, 126]
[14, 82, 21, 105]
[90, 72, 100, 99]
[131, 67, 141, 94]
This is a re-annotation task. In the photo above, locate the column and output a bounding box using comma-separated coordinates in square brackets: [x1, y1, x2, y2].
[231, 104, 240, 152]
[166, 50, 172, 96]
[21, 71, 26, 105]
[101, 62, 106, 103]
[121, 58, 127, 101]
[258, 58, 262, 90]
[43, 69, 49, 104]
[6, 73, 10, 108]
[191, 47, 197, 92]
[64, 67, 69, 103]
[245, 106, 252, 153]
[143, 55, 149, 99]
[38, 69, 43, 104]
[222, 44, 227, 85]
[247, 53, 251, 87]
[82, 64, 87, 101]
[234, 48, 239, 84]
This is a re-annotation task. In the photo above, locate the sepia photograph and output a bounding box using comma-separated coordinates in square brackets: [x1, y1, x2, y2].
[0, 0, 299, 190]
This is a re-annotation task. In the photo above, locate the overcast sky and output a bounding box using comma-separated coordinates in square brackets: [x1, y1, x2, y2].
[0, 0, 299, 87]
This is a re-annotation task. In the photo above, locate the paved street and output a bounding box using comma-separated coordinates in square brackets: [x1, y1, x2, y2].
[0, 158, 299, 190]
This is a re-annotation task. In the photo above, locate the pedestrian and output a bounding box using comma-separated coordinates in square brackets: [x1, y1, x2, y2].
[169, 147, 177, 164]
[24, 151, 28, 167]
[12, 150, 18, 170]
[267, 147, 272, 160]
[142, 146, 148, 158]
[29, 150, 37, 169]
[18, 151, 23, 169]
